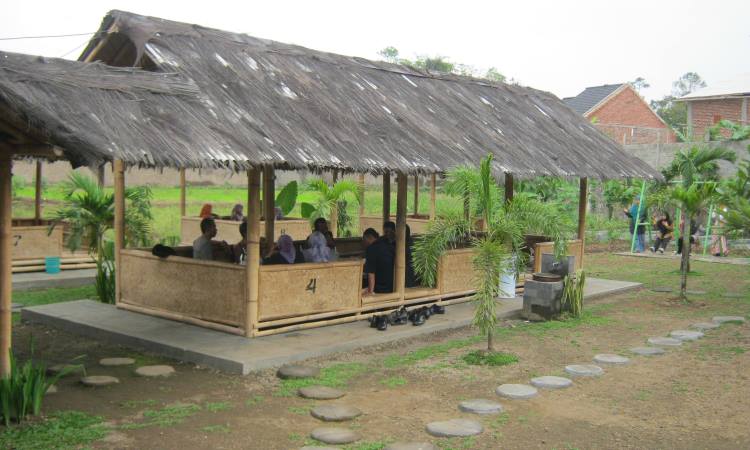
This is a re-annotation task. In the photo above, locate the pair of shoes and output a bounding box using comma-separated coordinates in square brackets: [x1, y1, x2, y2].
[410, 312, 426, 326]
[375, 315, 388, 331]
[658, 248, 664, 254]
[390, 307, 409, 325]
[430, 304, 445, 315]
[649, 247, 656, 252]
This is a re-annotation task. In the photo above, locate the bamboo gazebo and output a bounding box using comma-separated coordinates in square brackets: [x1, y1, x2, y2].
[0, 11, 661, 376]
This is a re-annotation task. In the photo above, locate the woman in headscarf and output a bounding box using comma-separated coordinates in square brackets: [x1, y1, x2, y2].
[302, 231, 332, 263]
[199, 203, 218, 219]
[230, 204, 244, 221]
[263, 234, 303, 265]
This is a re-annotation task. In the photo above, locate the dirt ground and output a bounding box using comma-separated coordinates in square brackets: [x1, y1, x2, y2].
[6, 253, 750, 450]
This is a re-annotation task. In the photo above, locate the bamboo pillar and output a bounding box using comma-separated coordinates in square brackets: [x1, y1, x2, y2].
[504, 173, 514, 203]
[34, 161, 42, 222]
[358, 174, 365, 231]
[245, 168, 261, 337]
[263, 166, 275, 249]
[395, 173, 407, 301]
[179, 168, 186, 217]
[330, 170, 338, 238]
[577, 177, 588, 268]
[96, 163, 105, 187]
[429, 173, 437, 220]
[0, 156, 12, 377]
[113, 160, 125, 305]
[413, 175, 419, 216]
[382, 172, 391, 225]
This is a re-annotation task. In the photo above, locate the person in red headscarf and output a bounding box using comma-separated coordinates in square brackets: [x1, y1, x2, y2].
[199, 203, 218, 219]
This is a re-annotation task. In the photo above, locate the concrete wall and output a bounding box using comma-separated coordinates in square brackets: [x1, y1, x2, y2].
[623, 139, 750, 177]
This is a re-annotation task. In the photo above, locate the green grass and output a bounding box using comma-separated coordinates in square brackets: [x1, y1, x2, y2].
[205, 401, 232, 412]
[119, 403, 201, 429]
[120, 399, 158, 409]
[201, 424, 231, 433]
[461, 350, 519, 366]
[383, 336, 483, 368]
[380, 376, 407, 388]
[0, 411, 108, 450]
[244, 395, 264, 408]
[276, 362, 369, 397]
[343, 442, 389, 450]
[12, 285, 97, 324]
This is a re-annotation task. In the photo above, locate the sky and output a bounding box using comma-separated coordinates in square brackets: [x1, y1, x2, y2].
[2, 0, 749, 102]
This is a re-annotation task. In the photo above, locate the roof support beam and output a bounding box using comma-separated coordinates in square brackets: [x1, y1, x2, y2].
[395, 173, 407, 302]
[34, 161, 42, 221]
[263, 166, 275, 250]
[113, 160, 125, 305]
[382, 173, 390, 225]
[330, 170, 338, 238]
[0, 155, 12, 377]
[245, 167, 261, 337]
[577, 177, 588, 268]
[429, 174, 437, 220]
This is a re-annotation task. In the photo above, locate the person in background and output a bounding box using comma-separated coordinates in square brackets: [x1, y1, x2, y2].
[193, 218, 226, 261]
[361, 228, 379, 288]
[323, 230, 339, 261]
[231, 221, 248, 264]
[199, 203, 219, 219]
[230, 204, 244, 221]
[405, 224, 419, 288]
[650, 212, 673, 254]
[383, 221, 396, 246]
[303, 231, 332, 263]
[363, 226, 395, 295]
[263, 234, 303, 265]
[307, 217, 337, 255]
[624, 197, 647, 253]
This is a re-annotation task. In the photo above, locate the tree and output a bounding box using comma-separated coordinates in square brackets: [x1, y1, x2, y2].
[50, 172, 153, 303]
[602, 180, 638, 219]
[300, 178, 361, 236]
[631, 77, 650, 92]
[672, 72, 706, 97]
[666, 146, 736, 300]
[485, 67, 506, 83]
[378, 46, 400, 64]
[413, 155, 565, 352]
[376, 47, 506, 82]
[651, 72, 707, 139]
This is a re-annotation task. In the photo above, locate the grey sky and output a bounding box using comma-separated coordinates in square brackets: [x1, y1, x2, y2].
[3, 0, 749, 102]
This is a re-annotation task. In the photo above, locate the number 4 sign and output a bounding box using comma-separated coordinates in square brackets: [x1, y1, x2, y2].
[306, 278, 317, 294]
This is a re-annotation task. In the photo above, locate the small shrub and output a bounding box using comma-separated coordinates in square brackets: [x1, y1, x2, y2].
[561, 270, 586, 318]
[94, 241, 115, 304]
[462, 350, 518, 366]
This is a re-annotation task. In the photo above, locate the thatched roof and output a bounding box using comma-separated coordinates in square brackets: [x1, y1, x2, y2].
[72, 10, 659, 179]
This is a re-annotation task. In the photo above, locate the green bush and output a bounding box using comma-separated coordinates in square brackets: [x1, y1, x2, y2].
[95, 241, 116, 304]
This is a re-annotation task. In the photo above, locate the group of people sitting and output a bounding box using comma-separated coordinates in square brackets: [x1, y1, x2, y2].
[199, 203, 284, 222]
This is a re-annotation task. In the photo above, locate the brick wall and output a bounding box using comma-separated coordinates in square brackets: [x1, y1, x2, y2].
[586, 86, 676, 144]
[689, 98, 749, 140]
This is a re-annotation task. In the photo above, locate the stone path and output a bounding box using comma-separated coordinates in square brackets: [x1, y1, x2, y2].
[647, 337, 682, 347]
[669, 330, 704, 341]
[712, 316, 746, 324]
[135, 365, 175, 377]
[530, 376, 573, 389]
[691, 322, 720, 331]
[298, 386, 346, 400]
[495, 384, 538, 399]
[310, 427, 361, 445]
[565, 364, 604, 377]
[630, 346, 665, 356]
[425, 419, 483, 437]
[384, 443, 437, 450]
[593, 354, 629, 365]
[310, 405, 362, 422]
[458, 399, 503, 415]
[80, 375, 119, 386]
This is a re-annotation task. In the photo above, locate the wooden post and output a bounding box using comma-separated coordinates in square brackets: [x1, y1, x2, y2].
[113, 160, 125, 305]
[504, 173, 514, 203]
[96, 163, 105, 187]
[179, 168, 186, 217]
[0, 156, 12, 377]
[577, 177, 588, 268]
[246, 167, 261, 337]
[395, 173, 407, 301]
[413, 175, 419, 216]
[330, 170, 338, 238]
[382, 172, 391, 225]
[34, 161, 42, 222]
[263, 166, 275, 249]
[358, 174, 365, 230]
[577, 177, 588, 241]
[430, 173, 437, 220]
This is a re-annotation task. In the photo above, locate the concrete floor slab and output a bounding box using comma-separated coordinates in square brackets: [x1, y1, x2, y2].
[13, 269, 97, 291]
[614, 252, 749, 266]
[21, 277, 640, 374]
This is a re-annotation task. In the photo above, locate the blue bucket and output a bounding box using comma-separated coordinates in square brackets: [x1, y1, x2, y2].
[45, 256, 61, 274]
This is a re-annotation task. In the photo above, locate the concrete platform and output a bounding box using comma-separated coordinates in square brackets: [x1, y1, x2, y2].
[614, 252, 749, 266]
[21, 277, 640, 374]
[13, 269, 97, 291]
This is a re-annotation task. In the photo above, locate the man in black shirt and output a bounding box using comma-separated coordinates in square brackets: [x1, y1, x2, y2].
[363, 227, 394, 294]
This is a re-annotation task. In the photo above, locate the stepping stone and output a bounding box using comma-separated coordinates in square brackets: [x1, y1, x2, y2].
[712, 316, 746, 324]
[721, 293, 744, 299]
[298, 386, 346, 400]
[47, 364, 84, 376]
[530, 376, 573, 389]
[46, 384, 58, 394]
[670, 330, 704, 341]
[691, 322, 720, 331]
[593, 354, 630, 365]
[310, 427, 361, 445]
[647, 337, 682, 347]
[630, 347, 665, 356]
[277, 364, 320, 379]
[458, 399, 503, 415]
[80, 375, 119, 387]
[310, 405, 362, 422]
[385, 443, 438, 450]
[495, 384, 538, 399]
[565, 364, 604, 377]
[651, 287, 673, 293]
[100, 357, 135, 367]
[425, 418, 483, 437]
[301, 447, 338, 450]
[135, 365, 175, 377]
[686, 290, 707, 295]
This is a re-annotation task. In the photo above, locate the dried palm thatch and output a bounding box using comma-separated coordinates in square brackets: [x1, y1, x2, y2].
[2, 10, 660, 180]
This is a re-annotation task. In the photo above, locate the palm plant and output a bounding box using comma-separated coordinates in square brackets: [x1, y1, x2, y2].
[49, 173, 153, 303]
[413, 155, 566, 352]
[665, 146, 736, 301]
[300, 178, 361, 236]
